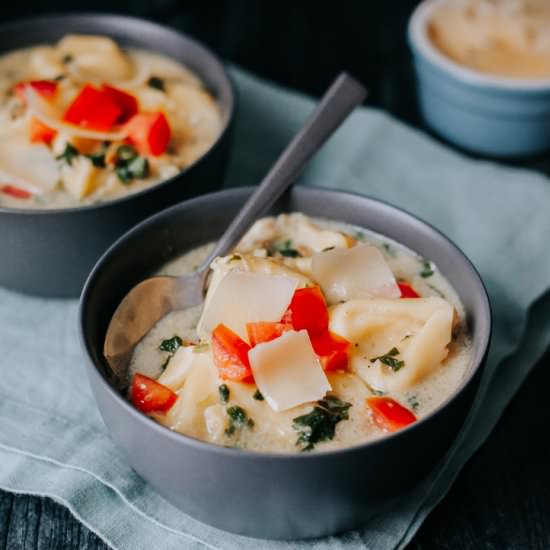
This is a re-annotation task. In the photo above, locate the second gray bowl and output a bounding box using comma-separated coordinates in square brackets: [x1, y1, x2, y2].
[0, 14, 235, 298]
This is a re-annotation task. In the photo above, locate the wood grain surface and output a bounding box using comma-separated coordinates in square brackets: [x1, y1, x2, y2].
[1, 0, 549, 548]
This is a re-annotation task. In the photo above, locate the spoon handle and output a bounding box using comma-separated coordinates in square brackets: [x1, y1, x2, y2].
[200, 72, 367, 269]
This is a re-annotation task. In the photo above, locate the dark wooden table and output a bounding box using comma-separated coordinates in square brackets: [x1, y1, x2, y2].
[2, 1, 550, 548]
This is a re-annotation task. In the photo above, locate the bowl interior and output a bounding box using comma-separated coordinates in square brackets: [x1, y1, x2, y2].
[81, 185, 491, 442]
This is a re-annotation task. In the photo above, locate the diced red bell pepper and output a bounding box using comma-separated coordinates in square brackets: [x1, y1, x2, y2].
[311, 331, 351, 371]
[282, 286, 329, 337]
[212, 323, 253, 382]
[124, 112, 171, 156]
[29, 117, 57, 144]
[15, 80, 58, 103]
[1, 185, 32, 199]
[398, 281, 420, 298]
[246, 322, 292, 347]
[367, 396, 416, 432]
[64, 84, 123, 131]
[102, 84, 138, 123]
[131, 373, 177, 413]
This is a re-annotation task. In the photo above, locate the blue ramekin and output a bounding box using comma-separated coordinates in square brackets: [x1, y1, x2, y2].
[408, 0, 550, 158]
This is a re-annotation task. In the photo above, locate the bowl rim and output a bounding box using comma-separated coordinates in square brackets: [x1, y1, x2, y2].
[0, 12, 237, 216]
[79, 185, 492, 461]
[408, 0, 550, 91]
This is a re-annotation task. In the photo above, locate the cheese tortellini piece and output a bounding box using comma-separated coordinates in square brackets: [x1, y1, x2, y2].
[330, 297, 454, 392]
[57, 35, 135, 81]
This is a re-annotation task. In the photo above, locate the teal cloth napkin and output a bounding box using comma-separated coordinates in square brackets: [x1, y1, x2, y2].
[1, 67, 550, 550]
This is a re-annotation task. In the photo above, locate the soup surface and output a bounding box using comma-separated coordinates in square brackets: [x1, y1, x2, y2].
[0, 34, 222, 209]
[428, 0, 550, 78]
[127, 213, 472, 453]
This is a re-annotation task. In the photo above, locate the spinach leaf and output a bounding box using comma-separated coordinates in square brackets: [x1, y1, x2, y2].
[276, 240, 301, 258]
[253, 389, 264, 401]
[219, 384, 230, 404]
[114, 145, 150, 183]
[420, 260, 434, 278]
[293, 395, 352, 451]
[147, 76, 165, 91]
[225, 405, 254, 436]
[370, 347, 405, 372]
[159, 335, 182, 354]
[56, 143, 79, 166]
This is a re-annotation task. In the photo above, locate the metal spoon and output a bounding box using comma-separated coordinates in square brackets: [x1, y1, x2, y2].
[104, 73, 366, 379]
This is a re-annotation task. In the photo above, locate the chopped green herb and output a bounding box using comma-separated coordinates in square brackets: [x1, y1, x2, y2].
[276, 240, 301, 258]
[408, 395, 420, 411]
[87, 151, 106, 168]
[115, 145, 149, 183]
[62, 54, 73, 64]
[53, 74, 66, 82]
[420, 260, 434, 278]
[159, 335, 182, 353]
[56, 143, 79, 166]
[193, 342, 210, 354]
[293, 395, 352, 451]
[370, 347, 405, 372]
[253, 389, 264, 401]
[354, 230, 365, 241]
[147, 76, 165, 91]
[218, 384, 230, 404]
[117, 144, 138, 162]
[382, 242, 396, 257]
[322, 246, 335, 252]
[225, 405, 254, 436]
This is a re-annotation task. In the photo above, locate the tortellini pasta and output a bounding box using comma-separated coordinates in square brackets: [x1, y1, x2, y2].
[330, 297, 454, 392]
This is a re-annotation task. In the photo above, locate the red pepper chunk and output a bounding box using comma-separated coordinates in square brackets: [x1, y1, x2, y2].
[15, 80, 58, 103]
[311, 331, 351, 372]
[212, 323, 253, 382]
[367, 396, 416, 432]
[124, 112, 171, 156]
[1, 185, 32, 199]
[131, 373, 177, 413]
[398, 281, 420, 298]
[246, 322, 292, 347]
[102, 84, 138, 123]
[29, 117, 57, 144]
[282, 286, 329, 337]
[64, 84, 122, 131]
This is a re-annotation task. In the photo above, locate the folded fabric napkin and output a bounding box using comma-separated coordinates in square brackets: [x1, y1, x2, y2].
[1, 67, 550, 550]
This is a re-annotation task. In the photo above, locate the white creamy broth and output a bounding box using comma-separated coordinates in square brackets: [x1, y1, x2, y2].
[0, 35, 222, 209]
[128, 213, 472, 453]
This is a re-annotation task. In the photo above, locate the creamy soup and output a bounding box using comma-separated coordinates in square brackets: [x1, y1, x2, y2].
[127, 213, 472, 453]
[428, 0, 550, 78]
[0, 34, 222, 209]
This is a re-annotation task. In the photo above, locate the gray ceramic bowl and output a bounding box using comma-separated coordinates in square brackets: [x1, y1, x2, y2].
[80, 186, 491, 539]
[409, 0, 550, 157]
[0, 14, 235, 298]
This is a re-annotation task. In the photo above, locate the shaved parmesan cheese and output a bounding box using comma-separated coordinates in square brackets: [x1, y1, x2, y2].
[312, 244, 400, 304]
[0, 133, 58, 193]
[197, 270, 299, 340]
[157, 345, 195, 391]
[248, 330, 331, 412]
